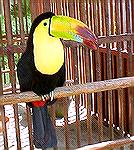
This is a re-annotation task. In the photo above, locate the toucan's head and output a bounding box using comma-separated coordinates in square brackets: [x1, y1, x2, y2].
[30, 12, 98, 50]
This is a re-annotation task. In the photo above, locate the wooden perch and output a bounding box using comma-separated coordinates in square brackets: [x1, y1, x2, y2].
[75, 136, 134, 150]
[0, 76, 134, 105]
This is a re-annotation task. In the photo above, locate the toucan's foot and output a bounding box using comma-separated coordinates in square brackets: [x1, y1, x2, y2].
[47, 91, 56, 105]
[41, 91, 56, 105]
[41, 95, 49, 102]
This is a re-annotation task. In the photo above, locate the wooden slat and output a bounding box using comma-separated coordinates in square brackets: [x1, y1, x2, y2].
[84, 48, 93, 144]
[89, 0, 94, 31]
[74, 47, 81, 148]
[1, 1, 12, 149]
[0, 106, 8, 149]
[56, 0, 62, 14]
[110, 0, 114, 48]
[68, 0, 75, 18]
[98, 33, 134, 44]
[100, 0, 106, 37]
[3, 0, 12, 45]
[120, 0, 124, 49]
[13, 104, 21, 150]
[0, 67, 8, 149]
[105, 0, 114, 140]
[75, 95, 81, 148]
[23, 0, 29, 34]
[26, 104, 34, 150]
[79, 0, 86, 24]
[112, 55, 119, 127]
[76, 136, 134, 150]
[1, 33, 134, 47]
[63, 98, 70, 149]
[72, 1, 81, 147]
[7, 49, 22, 149]
[18, 0, 25, 44]
[115, 0, 124, 135]
[86, 93, 93, 144]
[101, 52, 107, 121]
[43, 0, 51, 12]
[0, 76, 134, 108]
[13, 0, 18, 35]
[92, 51, 97, 114]
[93, 1, 103, 142]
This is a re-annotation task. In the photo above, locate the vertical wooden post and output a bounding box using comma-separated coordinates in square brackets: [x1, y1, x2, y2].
[93, 0, 103, 142]
[0, 62, 8, 150]
[1, 0, 11, 149]
[115, 0, 124, 135]
[63, 97, 70, 150]
[18, 0, 25, 44]
[104, 0, 114, 140]
[2, 0, 12, 45]
[26, 104, 34, 150]
[3, 0, 22, 149]
[30, 0, 51, 21]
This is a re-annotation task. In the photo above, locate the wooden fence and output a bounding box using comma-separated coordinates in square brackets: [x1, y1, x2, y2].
[0, 0, 134, 149]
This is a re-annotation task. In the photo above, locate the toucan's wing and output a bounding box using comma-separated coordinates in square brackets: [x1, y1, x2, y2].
[17, 50, 34, 92]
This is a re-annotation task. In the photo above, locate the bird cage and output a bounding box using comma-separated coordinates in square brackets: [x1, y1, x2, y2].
[0, 0, 134, 149]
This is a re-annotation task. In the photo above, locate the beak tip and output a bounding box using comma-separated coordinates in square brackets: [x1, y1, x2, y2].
[83, 37, 98, 50]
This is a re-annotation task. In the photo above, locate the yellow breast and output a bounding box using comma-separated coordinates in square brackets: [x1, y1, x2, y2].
[33, 22, 64, 75]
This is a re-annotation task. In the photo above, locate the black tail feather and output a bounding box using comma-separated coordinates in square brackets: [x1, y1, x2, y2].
[32, 105, 57, 149]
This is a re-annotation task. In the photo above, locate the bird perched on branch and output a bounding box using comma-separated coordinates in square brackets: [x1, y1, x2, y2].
[17, 12, 97, 149]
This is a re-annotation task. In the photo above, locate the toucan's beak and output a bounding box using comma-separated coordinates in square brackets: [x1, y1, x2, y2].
[50, 15, 98, 50]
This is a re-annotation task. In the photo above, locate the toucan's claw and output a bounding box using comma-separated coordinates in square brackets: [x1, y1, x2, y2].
[41, 95, 46, 101]
[41, 91, 55, 105]
[47, 91, 56, 105]
[49, 91, 54, 102]
[41, 94, 49, 102]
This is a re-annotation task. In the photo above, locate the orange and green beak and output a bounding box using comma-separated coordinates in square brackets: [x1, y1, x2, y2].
[50, 15, 98, 50]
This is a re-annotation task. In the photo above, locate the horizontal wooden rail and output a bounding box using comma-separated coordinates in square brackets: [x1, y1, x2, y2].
[0, 33, 134, 50]
[75, 136, 134, 150]
[0, 76, 134, 105]
[98, 33, 134, 44]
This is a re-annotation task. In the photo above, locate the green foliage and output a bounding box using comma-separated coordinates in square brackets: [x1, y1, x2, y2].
[0, 15, 6, 35]
[0, 56, 9, 69]
[10, 0, 31, 18]
[0, 53, 21, 85]
[10, 0, 31, 34]
[0, 0, 31, 35]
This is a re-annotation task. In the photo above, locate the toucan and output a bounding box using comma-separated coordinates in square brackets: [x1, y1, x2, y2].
[17, 12, 97, 149]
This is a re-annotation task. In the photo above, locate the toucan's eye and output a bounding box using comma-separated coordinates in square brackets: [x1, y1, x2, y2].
[44, 22, 47, 26]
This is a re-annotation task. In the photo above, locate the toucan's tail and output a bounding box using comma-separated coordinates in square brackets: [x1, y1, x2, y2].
[32, 105, 57, 149]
